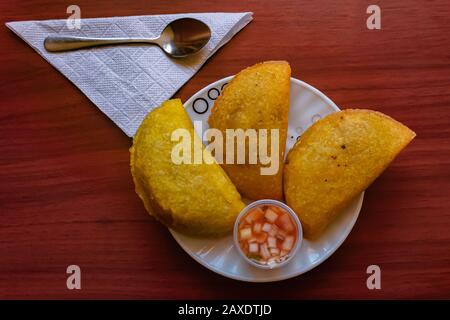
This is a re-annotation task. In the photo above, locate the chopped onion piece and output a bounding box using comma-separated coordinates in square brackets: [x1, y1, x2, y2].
[264, 208, 278, 223]
[282, 236, 294, 251]
[271, 206, 284, 215]
[253, 222, 262, 233]
[262, 223, 272, 233]
[267, 236, 277, 248]
[255, 232, 268, 243]
[278, 213, 295, 232]
[260, 243, 270, 259]
[268, 224, 279, 236]
[280, 250, 289, 257]
[240, 228, 252, 240]
[249, 243, 259, 253]
[248, 237, 257, 243]
[270, 248, 280, 256]
[245, 207, 264, 224]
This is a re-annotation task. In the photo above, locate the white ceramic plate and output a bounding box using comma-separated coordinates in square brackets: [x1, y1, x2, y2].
[170, 76, 364, 282]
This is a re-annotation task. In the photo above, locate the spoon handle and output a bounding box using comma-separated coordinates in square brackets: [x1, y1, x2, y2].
[44, 35, 158, 52]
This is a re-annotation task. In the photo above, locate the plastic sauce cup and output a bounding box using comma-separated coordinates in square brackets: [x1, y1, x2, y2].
[233, 199, 303, 270]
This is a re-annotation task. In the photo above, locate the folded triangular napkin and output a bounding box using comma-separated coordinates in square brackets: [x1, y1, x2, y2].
[6, 12, 253, 136]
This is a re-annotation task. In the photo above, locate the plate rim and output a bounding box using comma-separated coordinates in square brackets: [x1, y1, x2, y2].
[170, 76, 364, 282]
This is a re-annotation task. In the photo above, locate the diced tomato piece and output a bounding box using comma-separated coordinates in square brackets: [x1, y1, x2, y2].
[264, 208, 278, 223]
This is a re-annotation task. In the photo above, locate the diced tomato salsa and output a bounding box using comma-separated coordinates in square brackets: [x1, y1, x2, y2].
[237, 204, 298, 266]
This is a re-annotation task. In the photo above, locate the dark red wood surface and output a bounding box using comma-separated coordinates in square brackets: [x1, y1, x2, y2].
[1, 0, 449, 299]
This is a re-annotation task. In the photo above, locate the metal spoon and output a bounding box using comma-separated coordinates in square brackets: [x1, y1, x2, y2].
[44, 18, 211, 58]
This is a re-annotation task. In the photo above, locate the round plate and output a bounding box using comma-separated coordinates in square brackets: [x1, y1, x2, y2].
[170, 76, 364, 282]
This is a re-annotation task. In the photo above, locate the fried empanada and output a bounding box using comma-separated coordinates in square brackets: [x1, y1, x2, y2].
[208, 61, 291, 200]
[130, 99, 245, 237]
[284, 109, 415, 239]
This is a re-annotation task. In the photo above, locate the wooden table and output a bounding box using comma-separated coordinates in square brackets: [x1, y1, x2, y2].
[1, 0, 449, 299]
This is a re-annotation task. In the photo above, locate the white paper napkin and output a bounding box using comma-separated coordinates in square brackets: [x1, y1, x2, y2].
[6, 12, 253, 137]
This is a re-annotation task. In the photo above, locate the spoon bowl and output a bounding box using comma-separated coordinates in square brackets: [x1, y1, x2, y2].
[159, 18, 211, 57]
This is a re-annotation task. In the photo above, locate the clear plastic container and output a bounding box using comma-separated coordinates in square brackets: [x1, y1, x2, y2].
[233, 199, 303, 269]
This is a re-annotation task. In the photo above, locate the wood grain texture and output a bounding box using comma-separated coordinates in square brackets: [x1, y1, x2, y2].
[1, 0, 449, 299]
